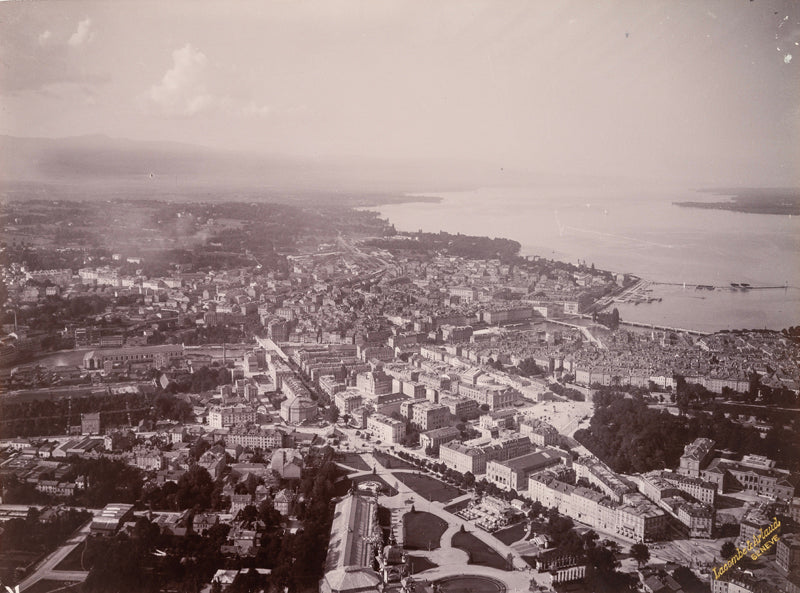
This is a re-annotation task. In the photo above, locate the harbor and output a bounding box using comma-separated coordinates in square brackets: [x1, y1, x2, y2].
[611, 279, 791, 307]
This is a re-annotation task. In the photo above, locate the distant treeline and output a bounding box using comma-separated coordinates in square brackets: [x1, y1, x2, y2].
[364, 231, 521, 260]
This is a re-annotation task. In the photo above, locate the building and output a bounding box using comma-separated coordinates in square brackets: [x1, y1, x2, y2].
[440, 442, 486, 474]
[479, 409, 516, 431]
[225, 425, 284, 450]
[701, 456, 795, 500]
[91, 503, 135, 534]
[282, 376, 312, 400]
[440, 434, 532, 475]
[356, 370, 393, 396]
[274, 489, 296, 516]
[529, 470, 667, 543]
[320, 494, 383, 593]
[776, 533, 800, 573]
[678, 438, 716, 478]
[657, 470, 717, 506]
[573, 456, 634, 502]
[449, 286, 477, 303]
[334, 389, 364, 415]
[281, 395, 318, 424]
[132, 447, 164, 471]
[81, 412, 101, 435]
[230, 494, 254, 516]
[199, 448, 227, 479]
[366, 414, 406, 444]
[738, 504, 775, 549]
[486, 448, 568, 491]
[613, 492, 667, 542]
[410, 401, 450, 431]
[271, 448, 303, 479]
[208, 404, 257, 429]
[419, 426, 461, 455]
[83, 344, 184, 370]
[457, 383, 518, 410]
[519, 418, 559, 447]
[439, 395, 480, 420]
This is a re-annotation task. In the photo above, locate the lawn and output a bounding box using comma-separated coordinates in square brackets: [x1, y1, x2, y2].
[403, 511, 448, 550]
[338, 453, 371, 472]
[394, 472, 462, 502]
[407, 555, 439, 574]
[373, 451, 417, 470]
[493, 521, 527, 545]
[451, 531, 511, 571]
[437, 576, 506, 593]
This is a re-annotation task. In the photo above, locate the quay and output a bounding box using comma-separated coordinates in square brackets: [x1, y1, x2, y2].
[618, 319, 709, 337]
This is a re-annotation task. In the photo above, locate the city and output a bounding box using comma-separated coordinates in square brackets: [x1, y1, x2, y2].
[0, 196, 798, 593]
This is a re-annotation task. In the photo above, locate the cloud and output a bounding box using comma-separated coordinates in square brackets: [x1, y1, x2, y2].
[0, 21, 107, 95]
[68, 18, 94, 47]
[145, 44, 215, 116]
[144, 44, 271, 118]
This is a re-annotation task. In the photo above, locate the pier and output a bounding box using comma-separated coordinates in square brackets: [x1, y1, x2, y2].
[652, 282, 790, 291]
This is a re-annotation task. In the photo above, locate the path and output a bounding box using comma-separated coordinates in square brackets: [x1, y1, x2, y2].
[359, 452, 545, 591]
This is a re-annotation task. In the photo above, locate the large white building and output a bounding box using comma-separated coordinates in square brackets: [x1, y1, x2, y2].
[208, 404, 257, 429]
[529, 471, 667, 542]
[225, 425, 284, 450]
[366, 414, 406, 444]
[410, 401, 450, 431]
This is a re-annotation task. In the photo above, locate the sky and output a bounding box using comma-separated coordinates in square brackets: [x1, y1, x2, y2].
[1, 0, 798, 187]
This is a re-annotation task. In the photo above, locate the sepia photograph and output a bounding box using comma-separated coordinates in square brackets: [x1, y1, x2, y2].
[0, 1, 798, 592]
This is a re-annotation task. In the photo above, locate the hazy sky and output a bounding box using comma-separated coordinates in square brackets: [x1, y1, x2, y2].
[1, 0, 798, 186]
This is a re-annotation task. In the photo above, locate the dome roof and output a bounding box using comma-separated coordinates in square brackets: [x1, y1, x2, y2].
[284, 395, 317, 410]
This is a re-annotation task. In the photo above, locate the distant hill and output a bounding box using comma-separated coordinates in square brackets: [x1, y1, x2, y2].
[0, 134, 530, 199]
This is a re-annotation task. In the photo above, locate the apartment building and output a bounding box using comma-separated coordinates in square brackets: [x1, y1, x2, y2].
[419, 426, 461, 454]
[208, 404, 257, 429]
[410, 401, 450, 431]
[457, 382, 518, 410]
[225, 425, 284, 450]
[367, 413, 406, 444]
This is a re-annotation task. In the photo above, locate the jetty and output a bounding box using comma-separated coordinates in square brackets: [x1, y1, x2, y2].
[652, 282, 790, 291]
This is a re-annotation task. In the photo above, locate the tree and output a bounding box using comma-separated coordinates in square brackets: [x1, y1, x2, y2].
[176, 464, 215, 510]
[463, 471, 475, 488]
[721, 541, 737, 560]
[326, 405, 339, 423]
[672, 566, 705, 593]
[630, 542, 650, 568]
[528, 500, 544, 519]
